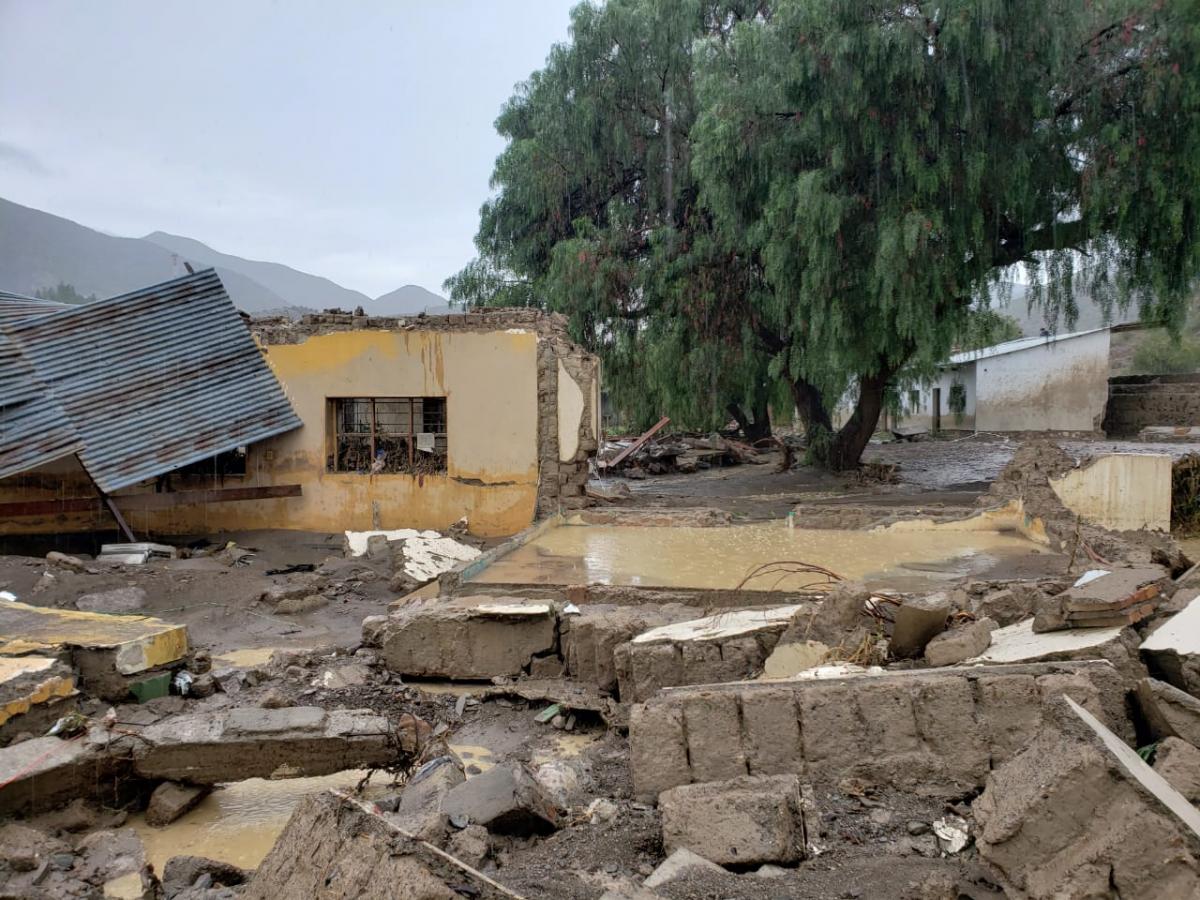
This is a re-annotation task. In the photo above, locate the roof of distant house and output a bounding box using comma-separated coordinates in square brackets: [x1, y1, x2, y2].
[946, 327, 1111, 367]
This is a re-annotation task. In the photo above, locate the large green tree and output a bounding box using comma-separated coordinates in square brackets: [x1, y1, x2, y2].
[452, 0, 1200, 467]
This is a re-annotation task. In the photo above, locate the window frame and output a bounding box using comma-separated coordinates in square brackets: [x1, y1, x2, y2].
[327, 396, 448, 474]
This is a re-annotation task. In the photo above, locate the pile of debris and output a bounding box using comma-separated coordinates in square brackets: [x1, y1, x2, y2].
[598, 428, 763, 479]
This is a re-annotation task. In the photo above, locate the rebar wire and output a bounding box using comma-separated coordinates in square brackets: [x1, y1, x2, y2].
[736, 560, 845, 591]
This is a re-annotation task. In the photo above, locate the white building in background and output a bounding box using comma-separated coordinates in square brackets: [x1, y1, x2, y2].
[899, 328, 1111, 434]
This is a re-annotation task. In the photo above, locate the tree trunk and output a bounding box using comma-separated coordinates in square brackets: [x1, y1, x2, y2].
[790, 371, 890, 472]
[726, 398, 772, 443]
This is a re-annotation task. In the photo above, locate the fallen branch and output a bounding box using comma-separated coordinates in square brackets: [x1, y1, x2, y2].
[736, 559, 845, 591]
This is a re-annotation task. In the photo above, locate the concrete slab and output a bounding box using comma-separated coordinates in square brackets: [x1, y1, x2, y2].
[0, 734, 119, 816]
[974, 696, 1200, 898]
[1137, 677, 1200, 747]
[967, 618, 1125, 664]
[1142, 595, 1200, 694]
[630, 607, 801, 644]
[0, 601, 187, 700]
[0, 656, 76, 739]
[132, 706, 393, 784]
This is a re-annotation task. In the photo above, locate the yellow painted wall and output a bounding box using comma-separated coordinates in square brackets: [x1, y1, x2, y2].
[0, 329, 543, 538]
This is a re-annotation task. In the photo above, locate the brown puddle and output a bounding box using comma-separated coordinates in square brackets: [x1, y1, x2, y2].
[129, 770, 388, 874]
[470, 521, 1049, 590]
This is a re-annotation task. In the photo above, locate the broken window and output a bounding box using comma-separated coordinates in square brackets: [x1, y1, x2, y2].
[328, 397, 448, 474]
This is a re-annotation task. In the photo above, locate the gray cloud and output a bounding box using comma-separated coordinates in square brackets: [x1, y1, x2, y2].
[0, 141, 49, 176]
[0, 0, 574, 297]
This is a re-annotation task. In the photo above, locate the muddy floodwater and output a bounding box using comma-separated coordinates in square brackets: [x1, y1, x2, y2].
[130, 770, 386, 874]
[471, 521, 1050, 590]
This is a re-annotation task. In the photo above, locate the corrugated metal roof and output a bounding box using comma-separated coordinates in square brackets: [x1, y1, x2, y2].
[946, 327, 1110, 366]
[3, 269, 301, 493]
[0, 331, 83, 479]
[0, 291, 68, 327]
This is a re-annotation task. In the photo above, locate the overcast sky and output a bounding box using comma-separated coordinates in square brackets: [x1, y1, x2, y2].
[0, 1, 576, 298]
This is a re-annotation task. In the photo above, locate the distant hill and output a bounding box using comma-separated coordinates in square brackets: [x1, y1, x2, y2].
[370, 284, 455, 316]
[144, 230, 371, 313]
[0, 198, 287, 312]
[0, 197, 455, 316]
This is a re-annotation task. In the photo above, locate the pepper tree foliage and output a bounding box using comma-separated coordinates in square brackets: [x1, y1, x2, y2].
[449, 0, 1200, 468]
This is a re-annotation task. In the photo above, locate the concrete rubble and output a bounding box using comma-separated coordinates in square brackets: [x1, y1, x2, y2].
[1141, 592, 1200, 694]
[658, 774, 807, 866]
[2, 436, 1198, 898]
[973, 696, 1200, 898]
[369, 595, 556, 679]
[613, 606, 800, 702]
[132, 706, 397, 783]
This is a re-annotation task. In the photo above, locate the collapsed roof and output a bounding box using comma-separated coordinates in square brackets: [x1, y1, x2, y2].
[0, 269, 301, 492]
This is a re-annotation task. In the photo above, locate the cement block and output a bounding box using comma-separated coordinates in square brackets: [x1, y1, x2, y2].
[133, 706, 393, 783]
[924, 618, 995, 667]
[973, 697, 1200, 898]
[1154, 737, 1200, 804]
[658, 775, 804, 866]
[145, 781, 209, 826]
[440, 764, 558, 835]
[373, 596, 556, 679]
[1142, 595, 1200, 696]
[1137, 677, 1200, 747]
[889, 593, 950, 658]
[561, 603, 694, 693]
[615, 606, 798, 702]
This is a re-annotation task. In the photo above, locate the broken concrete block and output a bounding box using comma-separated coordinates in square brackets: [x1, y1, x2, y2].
[0, 655, 77, 744]
[923, 618, 995, 667]
[0, 734, 123, 816]
[1154, 737, 1200, 805]
[658, 774, 805, 866]
[445, 824, 489, 868]
[780, 583, 871, 648]
[133, 706, 394, 783]
[75, 587, 147, 614]
[1141, 593, 1200, 696]
[145, 781, 209, 826]
[760, 640, 830, 678]
[1137, 677, 1200, 747]
[643, 848, 723, 889]
[970, 584, 1044, 626]
[440, 764, 558, 835]
[0, 601, 188, 701]
[372, 596, 556, 679]
[528, 654, 564, 679]
[1039, 565, 1168, 632]
[561, 603, 695, 693]
[968, 617, 1146, 684]
[0, 822, 70, 872]
[396, 755, 464, 838]
[162, 856, 248, 895]
[973, 696, 1200, 898]
[242, 791, 510, 900]
[889, 593, 950, 658]
[613, 606, 799, 703]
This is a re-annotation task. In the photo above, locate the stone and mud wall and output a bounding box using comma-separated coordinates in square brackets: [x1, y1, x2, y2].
[1104, 373, 1200, 436]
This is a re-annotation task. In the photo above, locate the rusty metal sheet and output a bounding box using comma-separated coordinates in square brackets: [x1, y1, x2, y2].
[3, 269, 302, 493]
[0, 331, 83, 479]
[0, 291, 68, 328]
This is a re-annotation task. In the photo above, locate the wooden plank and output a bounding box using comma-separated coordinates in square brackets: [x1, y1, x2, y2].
[0, 483, 302, 518]
[597, 416, 670, 470]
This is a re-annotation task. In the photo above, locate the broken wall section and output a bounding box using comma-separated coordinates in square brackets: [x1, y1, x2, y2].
[536, 331, 600, 517]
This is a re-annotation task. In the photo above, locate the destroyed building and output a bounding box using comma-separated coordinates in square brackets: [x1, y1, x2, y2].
[0, 271, 600, 539]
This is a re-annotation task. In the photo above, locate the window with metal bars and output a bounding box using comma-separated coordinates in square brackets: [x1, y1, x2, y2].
[328, 397, 448, 474]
